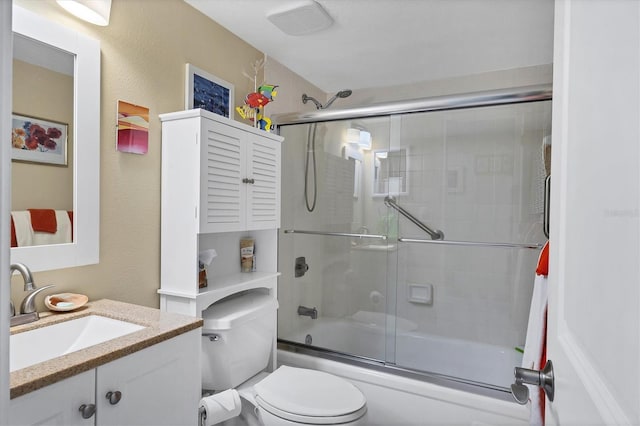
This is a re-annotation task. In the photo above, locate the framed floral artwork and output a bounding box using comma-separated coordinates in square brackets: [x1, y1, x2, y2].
[11, 113, 68, 166]
[185, 63, 234, 118]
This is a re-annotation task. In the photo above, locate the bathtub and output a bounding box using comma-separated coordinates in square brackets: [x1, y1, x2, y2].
[281, 313, 523, 389]
[277, 349, 528, 426]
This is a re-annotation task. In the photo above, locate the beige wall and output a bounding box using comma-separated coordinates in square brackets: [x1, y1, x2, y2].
[11, 0, 266, 308]
[12, 59, 74, 211]
[264, 58, 325, 117]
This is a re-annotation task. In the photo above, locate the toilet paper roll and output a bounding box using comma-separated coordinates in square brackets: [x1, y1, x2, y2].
[199, 389, 241, 426]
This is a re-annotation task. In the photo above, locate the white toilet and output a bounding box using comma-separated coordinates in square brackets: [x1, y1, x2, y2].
[201, 292, 367, 426]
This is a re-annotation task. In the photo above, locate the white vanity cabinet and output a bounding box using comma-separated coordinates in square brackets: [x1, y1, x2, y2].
[9, 370, 95, 426]
[159, 109, 282, 318]
[9, 329, 200, 426]
[96, 328, 199, 425]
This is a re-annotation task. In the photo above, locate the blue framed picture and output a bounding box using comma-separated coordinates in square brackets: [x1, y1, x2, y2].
[185, 63, 234, 118]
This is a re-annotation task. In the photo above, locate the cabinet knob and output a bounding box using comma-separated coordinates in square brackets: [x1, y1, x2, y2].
[78, 403, 96, 419]
[242, 178, 255, 184]
[106, 390, 122, 405]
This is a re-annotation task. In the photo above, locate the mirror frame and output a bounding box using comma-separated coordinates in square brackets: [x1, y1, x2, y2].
[11, 6, 100, 272]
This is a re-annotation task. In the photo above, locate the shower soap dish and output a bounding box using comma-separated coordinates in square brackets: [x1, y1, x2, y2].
[45, 293, 89, 312]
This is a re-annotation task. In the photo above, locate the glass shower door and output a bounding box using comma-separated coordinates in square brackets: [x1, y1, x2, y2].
[276, 98, 551, 391]
[390, 101, 551, 389]
[277, 117, 397, 362]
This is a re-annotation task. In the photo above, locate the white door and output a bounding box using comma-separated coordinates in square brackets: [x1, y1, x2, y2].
[547, 0, 640, 424]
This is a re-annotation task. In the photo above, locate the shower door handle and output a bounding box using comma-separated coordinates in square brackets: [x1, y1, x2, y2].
[510, 360, 555, 404]
[543, 175, 550, 238]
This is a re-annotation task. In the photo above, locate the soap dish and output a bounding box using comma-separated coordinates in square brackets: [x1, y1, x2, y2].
[45, 293, 89, 312]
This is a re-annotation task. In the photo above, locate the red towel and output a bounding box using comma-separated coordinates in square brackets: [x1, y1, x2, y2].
[67, 210, 73, 241]
[536, 241, 549, 276]
[10, 217, 17, 247]
[28, 209, 57, 233]
[536, 241, 549, 425]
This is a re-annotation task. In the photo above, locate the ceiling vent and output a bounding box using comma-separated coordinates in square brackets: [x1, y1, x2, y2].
[266, 1, 334, 36]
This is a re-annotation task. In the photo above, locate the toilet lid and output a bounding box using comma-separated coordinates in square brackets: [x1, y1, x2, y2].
[254, 366, 366, 423]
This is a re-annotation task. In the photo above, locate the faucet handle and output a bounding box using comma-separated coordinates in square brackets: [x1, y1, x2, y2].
[20, 284, 55, 315]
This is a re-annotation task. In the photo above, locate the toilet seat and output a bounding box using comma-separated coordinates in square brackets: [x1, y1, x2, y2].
[254, 366, 367, 424]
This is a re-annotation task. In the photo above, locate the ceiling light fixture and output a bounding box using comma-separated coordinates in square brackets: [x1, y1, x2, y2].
[56, 0, 112, 26]
[266, 0, 334, 36]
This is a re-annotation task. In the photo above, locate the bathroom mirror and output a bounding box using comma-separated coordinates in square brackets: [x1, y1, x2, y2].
[11, 6, 100, 272]
[12, 33, 74, 236]
[372, 148, 409, 196]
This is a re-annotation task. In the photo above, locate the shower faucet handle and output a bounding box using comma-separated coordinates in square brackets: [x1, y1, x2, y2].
[295, 257, 309, 278]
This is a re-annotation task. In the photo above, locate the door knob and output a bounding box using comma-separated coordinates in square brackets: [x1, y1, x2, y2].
[106, 390, 122, 405]
[510, 360, 555, 404]
[78, 403, 96, 419]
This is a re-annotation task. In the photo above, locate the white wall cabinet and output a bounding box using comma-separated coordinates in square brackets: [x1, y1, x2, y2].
[9, 329, 200, 426]
[159, 109, 282, 318]
[198, 119, 281, 232]
[160, 109, 281, 236]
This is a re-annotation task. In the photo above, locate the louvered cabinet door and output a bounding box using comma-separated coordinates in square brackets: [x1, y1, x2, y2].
[246, 134, 281, 230]
[200, 122, 246, 233]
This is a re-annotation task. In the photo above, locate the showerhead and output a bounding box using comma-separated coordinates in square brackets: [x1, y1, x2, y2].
[323, 89, 352, 109]
[302, 89, 352, 110]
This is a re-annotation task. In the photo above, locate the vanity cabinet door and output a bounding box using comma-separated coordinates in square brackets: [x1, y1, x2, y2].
[9, 370, 96, 426]
[95, 329, 200, 426]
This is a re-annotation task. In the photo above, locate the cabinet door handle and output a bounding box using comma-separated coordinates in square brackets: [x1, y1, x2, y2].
[106, 390, 122, 405]
[242, 178, 255, 184]
[78, 403, 96, 419]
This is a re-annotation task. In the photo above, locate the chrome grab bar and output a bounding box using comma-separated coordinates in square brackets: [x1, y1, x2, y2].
[384, 197, 444, 240]
[398, 237, 543, 250]
[284, 229, 387, 240]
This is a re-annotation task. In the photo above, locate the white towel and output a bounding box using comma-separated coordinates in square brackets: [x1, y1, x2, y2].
[522, 243, 549, 426]
[31, 210, 71, 246]
[11, 210, 72, 247]
[11, 211, 33, 247]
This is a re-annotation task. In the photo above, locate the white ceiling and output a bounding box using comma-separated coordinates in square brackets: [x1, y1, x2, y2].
[185, 0, 554, 94]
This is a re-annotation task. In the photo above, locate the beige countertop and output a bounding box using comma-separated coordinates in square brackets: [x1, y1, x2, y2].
[10, 299, 203, 399]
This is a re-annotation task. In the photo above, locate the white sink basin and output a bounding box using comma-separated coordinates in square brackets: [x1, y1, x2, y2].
[10, 315, 145, 372]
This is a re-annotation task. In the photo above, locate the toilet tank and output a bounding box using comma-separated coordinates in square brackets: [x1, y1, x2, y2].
[201, 292, 278, 390]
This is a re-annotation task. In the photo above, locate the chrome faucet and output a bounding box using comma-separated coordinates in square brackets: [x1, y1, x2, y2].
[10, 263, 55, 327]
[297, 305, 318, 319]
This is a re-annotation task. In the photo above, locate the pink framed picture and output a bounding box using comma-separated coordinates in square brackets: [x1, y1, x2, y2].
[117, 100, 149, 154]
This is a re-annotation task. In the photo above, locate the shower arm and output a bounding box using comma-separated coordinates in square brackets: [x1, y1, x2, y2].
[384, 196, 444, 240]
